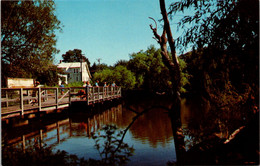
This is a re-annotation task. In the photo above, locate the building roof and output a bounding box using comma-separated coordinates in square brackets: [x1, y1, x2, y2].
[57, 62, 83, 68]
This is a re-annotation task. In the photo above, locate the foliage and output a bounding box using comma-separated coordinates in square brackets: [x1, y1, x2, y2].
[61, 49, 91, 66]
[127, 45, 189, 93]
[92, 125, 134, 165]
[169, 0, 258, 114]
[90, 62, 111, 75]
[93, 65, 136, 90]
[1, 0, 61, 86]
[66, 81, 84, 87]
[169, 0, 258, 52]
[178, 58, 190, 94]
[114, 60, 129, 67]
[2, 142, 80, 166]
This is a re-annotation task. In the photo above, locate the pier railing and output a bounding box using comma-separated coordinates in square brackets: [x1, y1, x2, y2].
[1, 86, 121, 118]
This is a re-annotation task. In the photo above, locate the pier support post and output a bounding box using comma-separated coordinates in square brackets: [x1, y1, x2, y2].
[6, 91, 9, 107]
[22, 135, 25, 153]
[40, 129, 43, 148]
[56, 88, 58, 109]
[69, 88, 71, 106]
[57, 122, 60, 143]
[86, 87, 89, 105]
[20, 88, 24, 116]
[38, 87, 41, 111]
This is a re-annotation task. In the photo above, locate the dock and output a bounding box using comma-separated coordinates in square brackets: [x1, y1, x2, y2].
[1, 86, 121, 119]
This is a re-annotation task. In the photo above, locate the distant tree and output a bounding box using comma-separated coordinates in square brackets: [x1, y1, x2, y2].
[37, 64, 63, 86]
[1, 0, 61, 86]
[114, 60, 128, 67]
[61, 49, 91, 66]
[93, 65, 136, 90]
[127, 46, 188, 93]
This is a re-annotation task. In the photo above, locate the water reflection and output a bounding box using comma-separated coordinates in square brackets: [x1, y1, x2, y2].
[3, 99, 177, 165]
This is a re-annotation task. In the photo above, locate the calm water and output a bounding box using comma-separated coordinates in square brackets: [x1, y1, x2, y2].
[3, 95, 247, 165]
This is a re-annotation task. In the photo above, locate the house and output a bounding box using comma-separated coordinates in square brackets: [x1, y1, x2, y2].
[57, 61, 92, 85]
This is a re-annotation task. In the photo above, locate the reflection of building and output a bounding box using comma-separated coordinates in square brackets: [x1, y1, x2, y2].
[57, 61, 92, 84]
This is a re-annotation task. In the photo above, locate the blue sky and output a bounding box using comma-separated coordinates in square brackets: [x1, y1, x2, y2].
[54, 0, 185, 66]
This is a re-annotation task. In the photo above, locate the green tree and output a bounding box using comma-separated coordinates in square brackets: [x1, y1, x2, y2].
[61, 49, 91, 66]
[1, 0, 61, 86]
[93, 65, 136, 90]
[128, 46, 178, 93]
[114, 60, 128, 67]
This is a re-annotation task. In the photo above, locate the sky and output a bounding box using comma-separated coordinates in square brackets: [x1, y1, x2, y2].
[54, 0, 185, 66]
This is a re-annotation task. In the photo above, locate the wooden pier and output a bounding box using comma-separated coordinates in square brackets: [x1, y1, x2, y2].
[1, 86, 121, 119]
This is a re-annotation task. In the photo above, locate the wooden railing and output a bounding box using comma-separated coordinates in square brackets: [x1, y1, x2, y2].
[1, 86, 121, 118]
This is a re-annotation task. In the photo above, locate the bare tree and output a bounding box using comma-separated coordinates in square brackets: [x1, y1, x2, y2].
[149, 0, 185, 163]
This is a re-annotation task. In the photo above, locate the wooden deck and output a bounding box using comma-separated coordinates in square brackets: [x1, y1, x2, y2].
[1, 86, 121, 119]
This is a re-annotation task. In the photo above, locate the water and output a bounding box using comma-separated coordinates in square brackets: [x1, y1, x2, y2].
[2, 95, 253, 165]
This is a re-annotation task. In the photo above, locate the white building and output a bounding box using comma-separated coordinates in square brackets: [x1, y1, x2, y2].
[57, 61, 92, 85]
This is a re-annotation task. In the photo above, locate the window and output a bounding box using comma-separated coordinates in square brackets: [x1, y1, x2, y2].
[74, 69, 79, 73]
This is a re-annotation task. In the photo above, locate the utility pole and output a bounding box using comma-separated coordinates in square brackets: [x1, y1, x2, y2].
[97, 58, 101, 71]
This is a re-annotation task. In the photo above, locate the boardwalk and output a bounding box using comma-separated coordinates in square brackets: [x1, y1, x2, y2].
[1, 86, 121, 119]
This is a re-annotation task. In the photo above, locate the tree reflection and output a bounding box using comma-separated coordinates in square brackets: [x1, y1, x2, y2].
[92, 125, 134, 165]
[2, 138, 79, 166]
[2, 124, 135, 166]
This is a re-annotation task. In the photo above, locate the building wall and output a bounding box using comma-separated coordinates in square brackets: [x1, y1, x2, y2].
[58, 62, 91, 84]
[81, 64, 91, 82]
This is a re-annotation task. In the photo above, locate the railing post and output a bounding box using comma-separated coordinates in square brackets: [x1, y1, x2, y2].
[20, 88, 24, 115]
[98, 87, 100, 101]
[102, 87, 104, 100]
[38, 87, 41, 111]
[90, 87, 95, 102]
[56, 88, 58, 109]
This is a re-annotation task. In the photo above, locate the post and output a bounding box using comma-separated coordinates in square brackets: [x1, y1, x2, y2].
[97, 87, 100, 101]
[102, 87, 104, 100]
[86, 87, 89, 105]
[69, 88, 71, 105]
[22, 135, 25, 153]
[90, 87, 95, 102]
[56, 88, 58, 109]
[20, 88, 24, 115]
[38, 87, 41, 111]
[57, 122, 60, 143]
[39, 129, 43, 148]
[6, 90, 8, 107]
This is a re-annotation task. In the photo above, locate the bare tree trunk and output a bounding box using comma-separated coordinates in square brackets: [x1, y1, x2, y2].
[149, 0, 185, 163]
